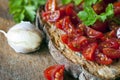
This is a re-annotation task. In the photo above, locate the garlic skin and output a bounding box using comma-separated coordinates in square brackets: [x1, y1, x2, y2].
[2, 21, 43, 53]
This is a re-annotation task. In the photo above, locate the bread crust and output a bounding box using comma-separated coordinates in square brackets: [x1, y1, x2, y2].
[36, 7, 120, 80]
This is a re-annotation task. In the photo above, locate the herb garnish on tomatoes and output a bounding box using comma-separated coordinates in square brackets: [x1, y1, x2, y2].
[77, 1, 114, 26]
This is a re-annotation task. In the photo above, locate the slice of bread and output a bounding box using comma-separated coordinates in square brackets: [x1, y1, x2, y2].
[36, 7, 120, 80]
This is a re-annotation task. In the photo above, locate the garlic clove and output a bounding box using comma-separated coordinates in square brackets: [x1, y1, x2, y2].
[5, 21, 43, 53]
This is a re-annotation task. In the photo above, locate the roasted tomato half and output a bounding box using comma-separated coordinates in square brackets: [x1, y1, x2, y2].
[114, 2, 120, 16]
[99, 38, 119, 51]
[45, 0, 57, 11]
[44, 65, 65, 80]
[95, 52, 113, 65]
[56, 16, 75, 33]
[61, 34, 75, 44]
[65, 3, 80, 25]
[67, 36, 88, 51]
[85, 27, 104, 39]
[82, 42, 98, 61]
[42, 10, 60, 22]
[103, 48, 120, 59]
[91, 20, 108, 33]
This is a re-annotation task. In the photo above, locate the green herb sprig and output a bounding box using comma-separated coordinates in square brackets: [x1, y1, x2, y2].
[77, 1, 114, 26]
[62, 0, 82, 5]
[9, 0, 46, 23]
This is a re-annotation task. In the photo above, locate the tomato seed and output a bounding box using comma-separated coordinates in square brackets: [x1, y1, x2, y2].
[55, 78, 59, 80]
[55, 72, 60, 78]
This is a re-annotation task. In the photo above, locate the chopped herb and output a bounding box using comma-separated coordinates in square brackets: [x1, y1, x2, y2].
[9, 0, 46, 23]
[62, 0, 82, 5]
[78, 7, 98, 26]
[83, 0, 98, 7]
[73, 0, 83, 5]
[62, 0, 72, 5]
[77, 1, 114, 26]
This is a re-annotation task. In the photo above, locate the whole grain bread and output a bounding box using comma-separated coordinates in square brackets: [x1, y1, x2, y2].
[36, 6, 120, 80]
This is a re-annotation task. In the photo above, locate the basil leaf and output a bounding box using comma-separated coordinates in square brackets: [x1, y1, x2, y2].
[77, 1, 114, 26]
[73, 0, 82, 5]
[24, 6, 36, 22]
[62, 0, 72, 5]
[84, 0, 98, 7]
[62, 0, 83, 5]
[9, 0, 46, 23]
[78, 7, 97, 26]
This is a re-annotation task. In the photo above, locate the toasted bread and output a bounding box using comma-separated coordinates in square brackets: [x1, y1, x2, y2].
[36, 6, 120, 80]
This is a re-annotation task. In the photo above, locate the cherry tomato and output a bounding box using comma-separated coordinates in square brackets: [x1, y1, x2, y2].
[56, 18, 83, 37]
[42, 10, 60, 22]
[103, 0, 116, 4]
[44, 65, 64, 80]
[102, 30, 117, 41]
[65, 4, 80, 25]
[93, 1, 106, 14]
[117, 39, 120, 48]
[59, 7, 66, 19]
[103, 48, 120, 59]
[58, 4, 74, 19]
[114, 2, 120, 16]
[67, 36, 88, 51]
[106, 30, 117, 38]
[61, 34, 68, 44]
[61, 34, 74, 44]
[55, 19, 63, 30]
[45, 0, 57, 11]
[58, 4, 80, 25]
[106, 38, 119, 49]
[82, 43, 98, 61]
[95, 53, 113, 65]
[99, 38, 119, 50]
[85, 27, 104, 39]
[91, 20, 108, 33]
[56, 16, 75, 33]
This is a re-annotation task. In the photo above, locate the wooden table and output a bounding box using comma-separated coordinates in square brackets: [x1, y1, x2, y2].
[0, 0, 75, 80]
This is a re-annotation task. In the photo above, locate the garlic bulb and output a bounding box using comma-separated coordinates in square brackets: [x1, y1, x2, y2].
[0, 21, 43, 53]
